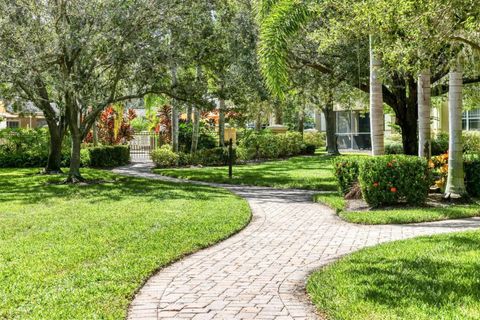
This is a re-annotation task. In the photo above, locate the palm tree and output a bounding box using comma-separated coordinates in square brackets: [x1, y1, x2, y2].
[369, 35, 384, 155]
[444, 65, 467, 199]
[417, 70, 431, 158]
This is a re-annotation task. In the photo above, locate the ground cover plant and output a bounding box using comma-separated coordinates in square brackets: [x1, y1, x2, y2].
[155, 154, 338, 190]
[307, 230, 480, 320]
[0, 169, 250, 319]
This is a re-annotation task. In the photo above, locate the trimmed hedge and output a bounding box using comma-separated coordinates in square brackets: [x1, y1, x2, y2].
[88, 145, 130, 168]
[333, 157, 362, 195]
[239, 131, 309, 160]
[359, 155, 431, 207]
[153, 146, 234, 168]
[465, 154, 480, 197]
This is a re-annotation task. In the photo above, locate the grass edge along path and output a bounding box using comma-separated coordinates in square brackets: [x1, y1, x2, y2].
[307, 230, 480, 320]
[314, 193, 480, 224]
[0, 168, 251, 319]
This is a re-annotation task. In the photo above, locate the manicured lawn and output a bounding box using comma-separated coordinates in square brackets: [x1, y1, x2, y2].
[314, 193, 480, 224]
[307, 230, 480, 320]
[154, 154, 338, 190]
[0, 169, 250, 319]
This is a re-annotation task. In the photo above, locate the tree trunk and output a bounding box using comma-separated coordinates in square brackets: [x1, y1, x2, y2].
[67, 129, 83, 183]
[369, 35, 384, 156]
[92, 119, 99, 146]
[298, 108, 305, 135]
[218, 98, 226, 147]
[171, 103, 179, 152]
[418, 70, 431, 158]
[322, 106, 339, 156]
[171, 66, 179, 152]
[65, 100, 85, 183]
[255, 112, 262, 131]
[445, 66, 466, 199]
[191, 107, 200, 153]
[44, 119, 65, 174]
[186, 105, 192, 123]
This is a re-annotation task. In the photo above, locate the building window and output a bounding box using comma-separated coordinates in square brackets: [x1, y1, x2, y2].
[6, 121, 19, 129]
[336, 111, 372, 150]
[463, 110, 480, 131]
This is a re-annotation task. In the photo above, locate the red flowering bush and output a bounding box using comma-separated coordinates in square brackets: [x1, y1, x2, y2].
[359, 155, 431, 207]
[85, 105, 136, 145]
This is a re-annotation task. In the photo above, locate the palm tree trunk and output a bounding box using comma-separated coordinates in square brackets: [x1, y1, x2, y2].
[218, 98, 226, 147]
[369, 35, 384, 156]
[191, 107, 200, 153]
[418, 70, 431, 158]
[445, 65, 466, 199]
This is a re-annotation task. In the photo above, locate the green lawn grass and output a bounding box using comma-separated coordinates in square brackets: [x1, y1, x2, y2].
[154, 154, 338, 190]
[307, 230, 480, 320]
[0, 168, 250, 319]
[314, 193, 480, 224]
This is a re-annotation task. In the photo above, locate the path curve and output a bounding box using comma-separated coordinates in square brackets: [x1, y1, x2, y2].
[113, 162, 480, 320]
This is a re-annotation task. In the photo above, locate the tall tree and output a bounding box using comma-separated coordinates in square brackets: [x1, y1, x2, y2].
[418, 70, 432, 158]
[445, 65, 467, 198]
[369, 36, 385, 155]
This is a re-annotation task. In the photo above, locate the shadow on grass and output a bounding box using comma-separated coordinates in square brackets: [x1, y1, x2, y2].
[335, 233, 480, 311]
[0, 169, 233, 206]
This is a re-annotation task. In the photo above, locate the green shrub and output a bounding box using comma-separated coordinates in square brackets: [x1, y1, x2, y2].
[463, 131, 480, 154]
[88, 145, 130, 168]
[303, 131, 325, 148]
[193, 147, 233, 166]
[239, 130, 305, 159]
[278, 131, 303, 156]
[301, 144, 316, 155]
[359, 155, 430, 207]
[464, 154, 480, 197]
[151, 145, 179, 168]
[178, 122, 216, 152]
[333, 157, 362, 195]
[0, 128, 73, 168]
[385, 142, 404, 154]
[431, 132, 449, 156]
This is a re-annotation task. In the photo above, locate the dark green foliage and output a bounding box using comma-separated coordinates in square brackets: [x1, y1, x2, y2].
[239, 130, 307, 159]
[178, 122, 216, 152]
[0, 128, 70, 168]
[193, 147, 233, 166]
[385, 142, 404, 154]
[431, 132, 449, 156]
[88, 145, 130, 168]
[333, 157, 361, 195]
[359, 155, 431, 207]
[154, 147, 234, 168]
[301, 144, 316, 155]
[464, 154, 480, 197]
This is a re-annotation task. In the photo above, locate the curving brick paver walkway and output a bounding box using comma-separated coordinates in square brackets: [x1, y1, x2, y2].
[113, 162, 480, 320]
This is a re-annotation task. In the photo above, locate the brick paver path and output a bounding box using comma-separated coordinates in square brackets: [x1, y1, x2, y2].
[113, 162, 480, 320]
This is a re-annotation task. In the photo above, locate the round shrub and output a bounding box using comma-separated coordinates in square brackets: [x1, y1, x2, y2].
[385, 142, 404, 154]
[151, 145, 179, 168]
[431, 132, 449, 156]
[359, 155, 431, 207]
[333, 157, 362, 195]
[463, 131, 480, 154]
[303, 131, 325, 148]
